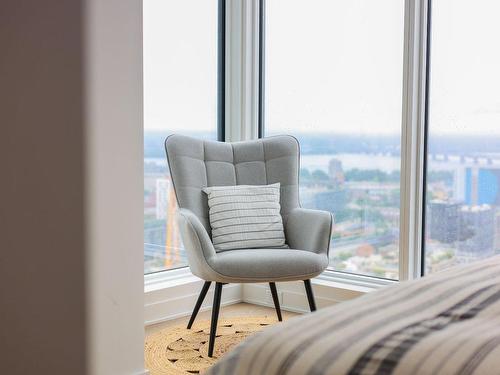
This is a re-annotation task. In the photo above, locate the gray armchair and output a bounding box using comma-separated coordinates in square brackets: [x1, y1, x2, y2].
[165, 135, 333, 357]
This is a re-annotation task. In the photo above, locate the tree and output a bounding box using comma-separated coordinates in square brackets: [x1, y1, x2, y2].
[312, 169, 329, 181]
[299, 168, 311, 181]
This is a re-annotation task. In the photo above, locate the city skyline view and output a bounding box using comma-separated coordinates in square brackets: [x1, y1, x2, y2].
[144, 131, 500, 277]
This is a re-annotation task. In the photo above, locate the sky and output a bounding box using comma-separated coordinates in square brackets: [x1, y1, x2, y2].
[143, 0, 217, 133]
[143, 0, 500, 136]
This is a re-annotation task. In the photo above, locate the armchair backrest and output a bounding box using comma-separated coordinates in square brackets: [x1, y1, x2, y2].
[165, 135, 300, 235]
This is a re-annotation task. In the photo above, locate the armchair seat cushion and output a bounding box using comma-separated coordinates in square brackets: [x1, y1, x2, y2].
[206, 248, 329, 283]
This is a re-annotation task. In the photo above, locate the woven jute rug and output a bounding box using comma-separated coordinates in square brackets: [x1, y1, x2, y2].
[145, 316, 279, 375]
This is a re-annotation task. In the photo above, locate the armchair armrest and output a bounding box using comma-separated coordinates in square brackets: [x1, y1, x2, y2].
[176, 208, 217, 280]
[285, 208, 333, 255]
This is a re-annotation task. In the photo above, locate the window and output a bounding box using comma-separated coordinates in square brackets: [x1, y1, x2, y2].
[143, 0, 221, 274]
[143, 0, 499, 284]
[423, 0, 500, 273]
[264, 0, 405, 279]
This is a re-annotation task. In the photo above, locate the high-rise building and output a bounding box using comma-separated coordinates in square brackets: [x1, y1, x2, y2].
[428, 200, 460, 244]
[156, 178, 169, 220]
[328, 158, 345, 188]
[465, 168, 500, 205]
[457, 204, 495, 259]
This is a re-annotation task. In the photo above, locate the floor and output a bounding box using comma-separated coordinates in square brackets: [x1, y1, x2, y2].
[145, 302, 299, 335]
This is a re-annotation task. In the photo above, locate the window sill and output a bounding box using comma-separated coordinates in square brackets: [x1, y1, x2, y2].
[317, 269, 396, 291]
[144, 266, 193, 293]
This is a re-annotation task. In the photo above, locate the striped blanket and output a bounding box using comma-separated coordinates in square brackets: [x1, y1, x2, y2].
[207, 256, 500, 375]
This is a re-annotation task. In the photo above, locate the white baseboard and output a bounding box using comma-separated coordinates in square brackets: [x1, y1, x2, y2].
[145, 280, 242, 326]
[242, 280, 366, 313]
[144, 274, 370, 325]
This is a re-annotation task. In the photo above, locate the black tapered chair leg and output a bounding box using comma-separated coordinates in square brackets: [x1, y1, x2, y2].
[187, 281, 212, 329]
[208, 282, 223, 357]
[303, 279, 317, 312]
[269, 282, 282, 321]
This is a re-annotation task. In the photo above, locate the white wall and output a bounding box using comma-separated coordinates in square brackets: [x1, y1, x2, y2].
[0, 1, 146, 374]
[84, 0, 145, 374]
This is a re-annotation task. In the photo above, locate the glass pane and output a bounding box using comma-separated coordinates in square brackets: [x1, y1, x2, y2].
[424, 0, 500, 273]
[265, 0, 404, 279]
[143, 0, 218, 274]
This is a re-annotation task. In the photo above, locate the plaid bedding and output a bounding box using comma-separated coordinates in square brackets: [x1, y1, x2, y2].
[207, 256, 500, 375]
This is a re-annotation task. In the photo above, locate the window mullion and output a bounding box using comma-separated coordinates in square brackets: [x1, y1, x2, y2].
[225, 0, 260, 142]
[399, 0, 430, 281]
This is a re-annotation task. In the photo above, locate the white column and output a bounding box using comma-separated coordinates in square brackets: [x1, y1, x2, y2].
[399, 0, 429, 280]
[84, 0, 146, 373]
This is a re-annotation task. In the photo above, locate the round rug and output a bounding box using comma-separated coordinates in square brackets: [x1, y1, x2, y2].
[145, 316, 278, 375]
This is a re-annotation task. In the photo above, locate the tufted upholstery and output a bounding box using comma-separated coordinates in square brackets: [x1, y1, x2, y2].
[165, 135, 300, 235]
[165, 135, 332, 283]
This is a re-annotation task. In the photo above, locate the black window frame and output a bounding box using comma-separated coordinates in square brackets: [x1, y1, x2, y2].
[217, 0, 226, 142]
[420, 0, 432, 276]
[257, 0, 265, 138]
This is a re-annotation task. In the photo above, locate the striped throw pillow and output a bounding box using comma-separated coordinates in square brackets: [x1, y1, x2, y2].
[202, 183, 287, 251]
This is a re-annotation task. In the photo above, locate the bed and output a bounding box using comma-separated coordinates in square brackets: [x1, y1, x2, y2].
[207, 256, 500, 375]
